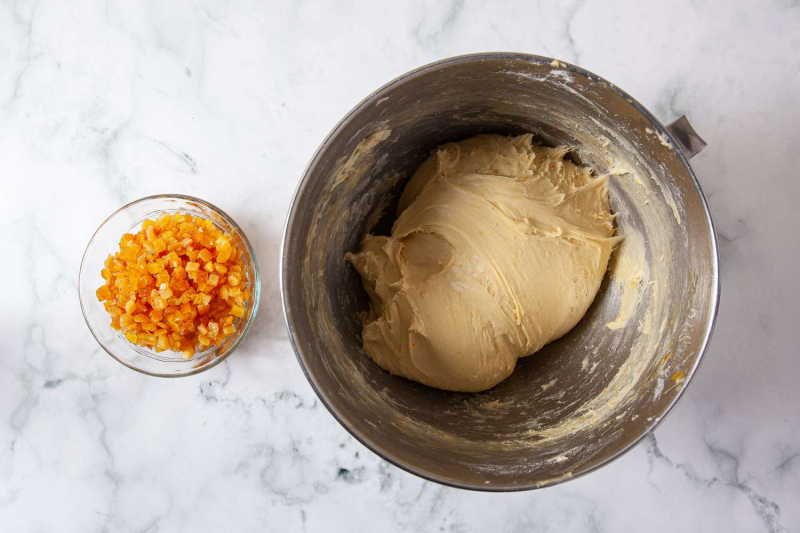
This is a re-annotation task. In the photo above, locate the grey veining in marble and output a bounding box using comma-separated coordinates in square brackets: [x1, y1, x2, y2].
[1, 0, 799, 531]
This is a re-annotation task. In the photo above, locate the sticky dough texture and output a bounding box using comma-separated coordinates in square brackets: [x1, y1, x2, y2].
[346, 134, 617, 392]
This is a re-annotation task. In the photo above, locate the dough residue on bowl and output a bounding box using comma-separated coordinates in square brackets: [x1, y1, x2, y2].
[345, 134, 620, 392]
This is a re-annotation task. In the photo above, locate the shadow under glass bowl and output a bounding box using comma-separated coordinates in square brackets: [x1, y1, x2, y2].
[79, 194, 261, 377]
[281, 53, 719, 491]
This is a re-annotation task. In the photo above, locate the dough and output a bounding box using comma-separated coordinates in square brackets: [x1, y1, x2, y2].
[346, 134, 617, 392]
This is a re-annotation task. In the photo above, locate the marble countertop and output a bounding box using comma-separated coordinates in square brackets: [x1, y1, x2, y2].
[2, 0, 799, 531]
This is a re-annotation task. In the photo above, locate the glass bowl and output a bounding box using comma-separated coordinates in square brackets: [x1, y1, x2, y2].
[79, 194, 261, 377]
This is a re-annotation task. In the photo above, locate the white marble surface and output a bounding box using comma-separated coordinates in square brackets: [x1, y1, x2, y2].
[1, 0, 799, 531]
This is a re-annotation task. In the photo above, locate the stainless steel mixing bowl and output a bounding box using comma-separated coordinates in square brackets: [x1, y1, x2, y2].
[281, 53, 719, 491]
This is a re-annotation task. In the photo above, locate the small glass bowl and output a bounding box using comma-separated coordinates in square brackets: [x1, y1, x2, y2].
[79, 194, 261, 377]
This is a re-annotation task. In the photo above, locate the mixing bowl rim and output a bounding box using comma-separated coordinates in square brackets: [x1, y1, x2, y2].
[280, 52, 720, 492]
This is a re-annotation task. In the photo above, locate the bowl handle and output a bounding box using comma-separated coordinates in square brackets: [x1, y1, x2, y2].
[666, 115, 707, 159]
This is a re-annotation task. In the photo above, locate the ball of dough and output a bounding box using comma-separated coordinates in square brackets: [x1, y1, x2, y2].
[346, 134, 617, 392]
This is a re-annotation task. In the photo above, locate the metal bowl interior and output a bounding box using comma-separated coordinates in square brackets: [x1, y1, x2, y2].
[281, 54, 718, 490]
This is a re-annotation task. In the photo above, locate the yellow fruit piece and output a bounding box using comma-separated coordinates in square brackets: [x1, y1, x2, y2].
[230, 305, 244, 318]
[96, 285, 112, 302]
[198, 248, 212, 263]
[123, 243, 141, 262]
[167, 252, 182, 268]
[157, 334, 170, 351]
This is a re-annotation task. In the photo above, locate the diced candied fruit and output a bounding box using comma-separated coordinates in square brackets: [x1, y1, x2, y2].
[96, 212, 250, 357]
[123, 243, 140, 262]
[96, 285, 112, 302]
[156, 270, 170, 287]
[167, 252, 182, 268]
[157, 334, 170, 352]
[180, 343, 195, 360]
[138, 333, 157, 345]
[194, 293, 212, 306]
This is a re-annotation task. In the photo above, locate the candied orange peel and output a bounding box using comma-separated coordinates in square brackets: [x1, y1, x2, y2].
[95, 212, 251, 359]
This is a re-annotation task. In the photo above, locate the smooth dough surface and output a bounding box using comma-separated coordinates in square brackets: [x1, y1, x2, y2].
[346, 134, 617, 392]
